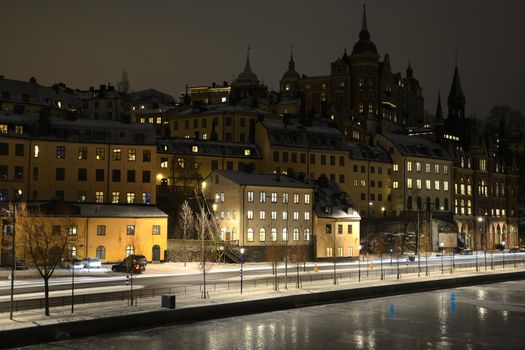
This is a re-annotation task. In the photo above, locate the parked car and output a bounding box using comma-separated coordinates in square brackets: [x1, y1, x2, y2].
[407, 256, 416, 262]
[15, 260, 29, 270]
[495, 243, 505, 251]
[62, 258, 84, 270]
[509, 247, 520, 253]
[123, 255, 147, 272]
[459, 248, 473, 255]
[82, 257, 102, 268]
[111, 261, 142, 274]
[520, 247, 525, 252]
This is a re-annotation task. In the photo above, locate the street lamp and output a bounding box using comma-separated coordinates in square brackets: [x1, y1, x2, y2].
[358, 244, 362, 282]
[502, 241, 506, 268]
[332, 220, 337, 285]
[9, 188, 22, 320]
[439, 242, 444, 274]
[240, 248, 246, 294]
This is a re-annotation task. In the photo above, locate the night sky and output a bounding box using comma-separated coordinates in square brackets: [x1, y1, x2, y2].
[1, 0, 524, 117]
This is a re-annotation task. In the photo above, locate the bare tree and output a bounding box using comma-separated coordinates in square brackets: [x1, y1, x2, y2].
[196, 207, 213, 299]
[288, 244, 307, 288]
[266, 242, 283, 291]
[3, 203, 78, 316]
[178, 200, 194, 266]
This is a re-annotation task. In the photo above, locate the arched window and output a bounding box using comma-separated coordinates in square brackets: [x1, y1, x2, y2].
[293, 228, 299, 241]
[271, 228, 277, 241]
[304, 228, 310, 241]
[425, 197, 431, 211]
[407, 196, 413, 210]
[125, 245, 134, 257]
[444, 198, 449, 211]
[282, 228, 288, 241]
[259, 228, 266, 242]
[435, 198, 440, 210]
[416, 197, 422, 210]
[96, 246, 106, 260]
[69, 246, 77, 258]
[247, 228, 254, 242]
[232, 227, 237, 241]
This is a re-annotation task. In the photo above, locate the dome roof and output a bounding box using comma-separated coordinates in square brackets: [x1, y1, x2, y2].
[281, 69, 300, 81]
[234, 48, 259, 86]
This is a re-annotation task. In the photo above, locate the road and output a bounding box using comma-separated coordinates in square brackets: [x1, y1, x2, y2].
[19, 280, 525, 349]
[1, 252, 523, 307]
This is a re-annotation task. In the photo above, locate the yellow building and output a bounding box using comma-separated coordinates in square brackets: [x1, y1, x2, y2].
[202, 170, 313, 261]
[313, 180, 361, 258]
[169, 104, 279, 143]
[155, 138, 261, 190]
[0, 111, 158, 205]
[1, 202, 168, 265]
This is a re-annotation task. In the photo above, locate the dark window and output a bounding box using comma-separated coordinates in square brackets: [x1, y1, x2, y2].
[0, 143, 8, 155]
[143, 150, 151, 162]
[378, 194, 383, 201]
[142, 170, 150, 183]
[227, 161, 233, 170]
[310, 154, 316, 164]
[339, 174, 345, 183]
[300, 153, 306, 163]
[78, 168, 87, 181]
[283, 152, 288, 162]
[330, 174, 335, 181]
[339, 156, 344, 166]
[127, 170, 135, 182]
[225, 116, 232, 126]
[211, 160, 218, 170]
[184, 120, 189, 129]
[273, 151, 279, 162]
[325, 224, 332, 234]
[370, 193, 375, 201]
[201, 119, 207, 128]
[330, 155, 335, 166]
[361, 165, 365, 173]
[353, 165, 358, 172]
[240, 118, 245, 127]
[55, 190, 64, 200]
[291, 153, 297, 163]
[56, 168, 65, 181]
[15, 144, 24, 156]
[338, 224, 343, 234]
[378, 181, 383, 188]
[361, 193, 365, 200]
[56, 146, 65, 159]
[96, 169, 104, 181]
[97, 225, 106, 236]
[33, 167, 38, 180]
[378, 167, 383, 174]
[0, 165, 7, 179]
[321, 155, 326, 165]
[14, 166, 23, 179]
[193, 119, 198, 128]
[371, 180, 375, 187]
[112, 169, 121, 182]
[225, 132, 232, 141]
[370, 166, 375, 174]
[52, 225, 61, 235]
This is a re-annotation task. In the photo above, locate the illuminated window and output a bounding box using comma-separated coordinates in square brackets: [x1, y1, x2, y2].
[247, 210, 254, 220]
[126, 225, 135, 235]
[426, 180, 431, 190]
[259, 228, 266, 242]
[416, 162, 421, 172]
[282, 211, 288, 220]
[304, 228, 310, 241]
[56, 146, 65, 159]
[260, 192, 266, 203]
[393, 181, 399, 189]
[271, 192, 277, 203]
[160, 158, 168, 168]
[247, 228, 254, 242]
[443, 181, 449, 191]
[69, 226, 77, 236]
[271, 211, 277, 220]
[95, 191, 104, 203]
[96, 148, 105, 160]
[293, 193, 299, 204]
[435, 164, 440, 174]
[126, 192, 135, 203]
[407, 178, 413, 189]
[293, 228, 299, 241]
[282, 228, 288, 241]
[15, 125, 23, 135]
[78, 147, 88, 160]
[244, 149, 251, 156]
[293, 211, 299, 220]
[127, 149, 136, 161]
[259, 211, 266, 220]
[113, 148, 122, 161]
[192, 146, 199, 153]
[283, 193, 289, 203]
[407, 161, 412, 171]
[304, 193, 311, 204]
[435, 181, 440, 191]
[112, 192, 120, 203]
[425, 163, 431, 173]
[34, 145, 39, 158]
[416, 179, 422, 189]
[0, 124, 7, 134]
[443, 165, 448, 175]
[393, 164, 399, 172]
[247, 191, 254, 202]
[304, 212, 310, 220]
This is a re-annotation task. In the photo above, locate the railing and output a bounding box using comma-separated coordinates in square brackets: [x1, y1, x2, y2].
[1, 256, 524, 313]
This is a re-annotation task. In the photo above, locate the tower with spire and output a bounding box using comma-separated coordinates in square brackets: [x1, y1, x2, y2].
[231, 47, 266, 101]
[280, 46, 301, 98]
[447, 65, 466, 120]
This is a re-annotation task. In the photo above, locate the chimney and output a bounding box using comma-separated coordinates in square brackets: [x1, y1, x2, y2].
[29, 76, 37, 84]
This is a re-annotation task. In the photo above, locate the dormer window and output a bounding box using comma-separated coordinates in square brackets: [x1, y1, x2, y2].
[244, 149, 251, 156]
[192, 146, 198, 153]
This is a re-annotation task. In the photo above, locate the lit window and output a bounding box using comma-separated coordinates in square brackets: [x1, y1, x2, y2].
[444, 181, 449, 191]
[416, 179, 422, 189]
[126, 192, 135, 203]
[247, 228, 254, 242]
[407, 161, 412, 172]
[259, 228, 266, 242]
[293, 228, 299, 241]
[393, 181, 399, 189]
[425, 163, 431, 173]
[247, 191, 254, 202]
[416, 162, 421, 172]
[282, 211, 288, 220]
[293, 211, 299, 220]
[113, 148, 122, 161]
[304, 194, 311, 204]
[304, 228, 310, 241]
[304, 212, 310, 220]
[192, 146, 199, 153]
[271, 228, 277, 241]
[247, 210, 254, 220]
[407, 179, 413, 189]
[69, 226, 77, 236]
[435, 164, 440, 174]
[426, 180, 431, 190]
[435, 181, 440, 191]
[244, 149, 251, 156]
[112, 192, 120, 203]
[160, 158, 168, 168]
[0, 124, 8, 134]
[259, 211, 266, 220]
[96, 148, 105, 160]
[293, 193, 299, 204]
[126, 225, 135, 235]
[283, 193, 289, 203]
[34, 145, 39, 158]
[95, 191, 104, 203]
[393, 164, 399, 172]
[282, 228, 288, 241]
[127, 149, 136, 161]
[443, 165, 449, 175]
[271, 192, 277, 203]
[260, 192, 266, 203]
[15, 125, 23, 135]
[271, 211, 277, 220]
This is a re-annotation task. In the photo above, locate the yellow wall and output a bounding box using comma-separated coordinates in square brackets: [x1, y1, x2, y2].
[314, 217, 360, 258]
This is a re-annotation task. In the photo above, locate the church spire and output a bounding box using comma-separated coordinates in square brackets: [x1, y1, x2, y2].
[435, 91, 444, 124]
[244, 47, 252, 72]
[447, 64, 466, 120]
[406, 57, 413, 78]
[359, 4, 370, 41]
[288, 45, 295, 71]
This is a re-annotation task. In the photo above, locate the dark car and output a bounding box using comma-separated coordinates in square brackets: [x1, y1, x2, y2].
[124, 255, 147, 271]
[459, 249, 473, 255]
[509, 247, 520, 253]
[15, 260, 29, 270]
[111, 261, 142, 274]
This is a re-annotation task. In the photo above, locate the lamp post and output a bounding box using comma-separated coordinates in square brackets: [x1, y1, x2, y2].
[332, 220, 337, 285]
[358, 244, 362, 282]
[439, 242, 444, 274]
[502, 241, 506, 269]
[9, 188, 22, 320]
[240, 248, 246, 294]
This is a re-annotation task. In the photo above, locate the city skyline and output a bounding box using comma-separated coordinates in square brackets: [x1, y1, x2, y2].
[1, 0, 524, 117]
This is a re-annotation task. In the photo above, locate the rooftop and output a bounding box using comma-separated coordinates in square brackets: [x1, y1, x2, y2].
[212, 170, 313, 189]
